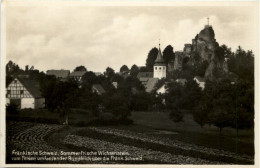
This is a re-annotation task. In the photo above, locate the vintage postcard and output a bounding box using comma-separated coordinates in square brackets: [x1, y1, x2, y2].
[0, 0, 259, 167]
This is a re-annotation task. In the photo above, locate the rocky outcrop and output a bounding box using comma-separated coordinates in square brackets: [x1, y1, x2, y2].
[174, 51, 184, 70]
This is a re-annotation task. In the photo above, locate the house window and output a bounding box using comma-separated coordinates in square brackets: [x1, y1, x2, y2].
[159, 67, 161, 70]
[14, 80, 17, 84]
[20, 90, 24, 94]
[7, 90, 11, 94]
[155, 67, 157, 70]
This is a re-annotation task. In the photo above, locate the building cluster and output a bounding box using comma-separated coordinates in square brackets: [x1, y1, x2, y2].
[6, 69, 104, 110]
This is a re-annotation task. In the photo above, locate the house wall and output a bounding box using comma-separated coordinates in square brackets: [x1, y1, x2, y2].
[154, 66, 166, 79]
[21, 98, 35, 109]
[35, 98, 45, 109]
[6, 98, 10, 104]
[157, 85, 166, 94]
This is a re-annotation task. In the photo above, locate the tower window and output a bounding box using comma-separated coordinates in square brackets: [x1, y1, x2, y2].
[159, 67, 161, 70]
[155, 67, 157, 70]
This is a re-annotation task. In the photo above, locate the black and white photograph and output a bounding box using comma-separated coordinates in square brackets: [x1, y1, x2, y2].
[1, 0, 259, 167]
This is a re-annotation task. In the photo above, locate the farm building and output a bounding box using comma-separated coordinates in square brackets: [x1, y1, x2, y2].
[6, 77, 45, 109]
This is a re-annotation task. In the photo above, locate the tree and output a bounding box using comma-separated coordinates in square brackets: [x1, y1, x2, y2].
[228, 46, 254, 82]
[104, 67, 115, 80]
[74, 65, 87, 71]
[120, 65, 129, 72]
[146, 47, 158, 71]
[130, 64, 139, 77]
[163, 45, 175, 65]
[165, 82, 185, 123]
[6, 60, 21, 75]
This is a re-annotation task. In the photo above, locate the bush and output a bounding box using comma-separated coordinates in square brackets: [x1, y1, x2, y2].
[6, 103, 19, 115]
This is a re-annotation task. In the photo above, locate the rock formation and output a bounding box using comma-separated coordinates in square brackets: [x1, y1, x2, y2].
[174, 51, 184, 70]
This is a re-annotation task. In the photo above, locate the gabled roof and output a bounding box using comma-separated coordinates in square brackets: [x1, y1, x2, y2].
[17, 77, 43, 98]
[92, 84, 106, 95]
[69, 71, 87, 77]
[194, 76, 205, 82]
[46, 70, 70, 78]
[137, 72, 153, 79]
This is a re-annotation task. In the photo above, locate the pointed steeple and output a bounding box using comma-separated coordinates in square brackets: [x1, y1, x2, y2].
[154, 42, 165, 65]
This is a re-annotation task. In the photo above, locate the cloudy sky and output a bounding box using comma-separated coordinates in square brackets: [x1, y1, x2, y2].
[5, 1, 258, 73]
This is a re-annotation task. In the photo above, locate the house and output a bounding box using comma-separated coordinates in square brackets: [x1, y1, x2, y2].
[6, 77, 45, 109]
[156, 79, 187, 95]
[92, 84, 106, 95]
[69, 71, 87, 82]
[156, 84, 167, 95]
[139, 77, 159, 93]
[176, 78, 187, 86]
[194, 76, 205, 89]
[46, 69, 70, 81]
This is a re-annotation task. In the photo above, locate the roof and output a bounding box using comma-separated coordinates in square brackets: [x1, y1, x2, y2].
[139, 77, 159, 93]
[92, 84, 106, 94]
[194, 76, 205, 82]
[94, 72, 102, 76]
[69, 71, 87, 77]
[17, 77, 43, 98]
[156, 84, 166, 92]
[46, 70, 70, 78]
[137, 72, 153, 78]
[154, 46, 166, 66]
[146, 78, 159, 92]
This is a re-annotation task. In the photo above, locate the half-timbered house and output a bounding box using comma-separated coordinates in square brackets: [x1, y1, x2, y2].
[6, 78, 45, 109]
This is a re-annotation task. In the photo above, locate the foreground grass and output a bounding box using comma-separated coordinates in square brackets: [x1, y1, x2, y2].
[130, 111, 254, 156]
[73, 128, 252, 164]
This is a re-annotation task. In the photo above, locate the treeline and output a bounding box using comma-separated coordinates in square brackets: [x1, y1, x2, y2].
[6, 62, 155, 123]
[160, 45, 254, 133]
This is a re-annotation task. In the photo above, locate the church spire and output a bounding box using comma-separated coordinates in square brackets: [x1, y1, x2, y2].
[154, 40, 165, 65]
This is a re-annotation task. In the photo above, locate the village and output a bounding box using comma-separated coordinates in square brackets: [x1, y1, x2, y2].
[5, 23, 255, 164]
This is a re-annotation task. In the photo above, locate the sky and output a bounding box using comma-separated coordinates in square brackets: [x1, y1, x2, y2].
[5, 1, 259, 73]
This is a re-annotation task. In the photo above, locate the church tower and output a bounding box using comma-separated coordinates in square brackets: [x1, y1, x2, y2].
[154, 43, 166, 79]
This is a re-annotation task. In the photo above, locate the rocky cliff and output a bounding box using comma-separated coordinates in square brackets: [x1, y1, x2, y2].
[177, 25, 226, 80]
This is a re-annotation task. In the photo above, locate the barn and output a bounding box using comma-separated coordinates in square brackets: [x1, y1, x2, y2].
[6, 77, 45, 109]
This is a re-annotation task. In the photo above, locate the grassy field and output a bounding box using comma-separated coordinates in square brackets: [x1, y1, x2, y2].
[6, 110, 255, 164]
[128, 111, 254, 156]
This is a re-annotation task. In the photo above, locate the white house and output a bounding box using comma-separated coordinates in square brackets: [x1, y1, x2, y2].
[194, 76, 205, 90]
[156, 84, 167, 95]
[6, 77, 45, 109]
